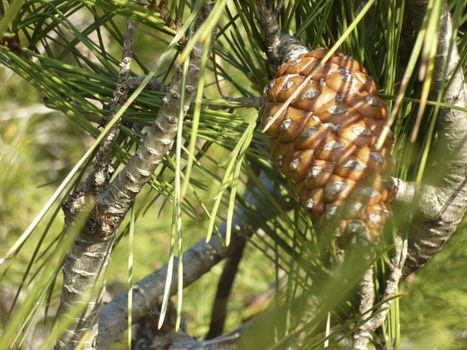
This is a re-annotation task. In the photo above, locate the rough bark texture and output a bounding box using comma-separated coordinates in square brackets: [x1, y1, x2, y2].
[256, 0, 308, 66]
[351, 267, 375, 350]
[403, 1, 467, 277]
[351, 237, 407, 349]
[96, 174, 279, 348]
[145, 331, 242, 350]
[97, 3, 310, 345]
[56, 20, 138, 350]
[56, 7, 212, 349]
[366, 237, 407, 331]
[62, 20, 138, 225]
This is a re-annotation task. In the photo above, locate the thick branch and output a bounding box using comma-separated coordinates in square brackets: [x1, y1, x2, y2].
[128, 75, 169, 93]
[403, 1, 467, 276]
[56, 20, 138, 349]
[56, 7, 214, 349]
[392, 178, 417, 204]
[97, 174, 278, 348]
[143, 330, 242, 350]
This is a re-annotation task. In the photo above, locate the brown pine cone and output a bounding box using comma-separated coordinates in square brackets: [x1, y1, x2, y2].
[262, 48, 395, 243]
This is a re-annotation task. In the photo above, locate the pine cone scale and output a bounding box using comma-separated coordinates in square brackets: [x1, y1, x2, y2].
[262, 49, 395, 242]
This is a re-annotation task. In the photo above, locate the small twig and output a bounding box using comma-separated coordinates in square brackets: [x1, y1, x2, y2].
[351, 237, 407, 349]
[351, 267, 375, 350]
[61, 20, 138, 224]
[91, 19, 137, 192]
[206, 239, 247, 339]
[367, 237, 407, 332]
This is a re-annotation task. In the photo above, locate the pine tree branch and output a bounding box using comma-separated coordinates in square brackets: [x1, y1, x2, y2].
[255, 0, 308, 65]
[61, 20, 138, 225]
[402, 1, 467, 277]
[132, 301, 248, 350]
[56, 19, 138, 350]
[56, 6, 214, 348]
[351, 237, 407, 349]
[367, 237, 407, 331]
[141, 330, 242, 350]
[97, 173, 279, 348]
[351, 267, 375, 350]
[128, 75, 169, 93]
[206, 238, 247, 339]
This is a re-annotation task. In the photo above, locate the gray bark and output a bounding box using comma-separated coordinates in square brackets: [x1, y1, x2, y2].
[402, 1, 467, 277]
[56, 19, 138, 350]
[351, 267, 375, 350]
[351, 237, 407, 349]
[256, 0, 308, 66]
[56, 6, 213, 349]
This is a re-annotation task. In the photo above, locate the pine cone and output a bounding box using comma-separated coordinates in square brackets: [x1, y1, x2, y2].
[262, 48, 395, 243]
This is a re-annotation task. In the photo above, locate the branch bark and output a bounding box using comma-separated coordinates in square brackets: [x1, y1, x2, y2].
[256, 0, 308, 66]
[62, 20, 137, 224]
[367, 237, 407, 332]
[56, 19, 138, 349]
[402, 0, 467, 277]
[96, 173, 279, 348]
[206, 238, 247, 339]
[56, 6, 214, 348]
[351, 267, 375, 350]
[351, 237, 407, 349]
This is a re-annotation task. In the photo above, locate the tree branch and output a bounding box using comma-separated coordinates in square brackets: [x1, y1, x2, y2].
[351, 267, 375, 350]
[206, 238, 247, 339]
[402, 1, 467, 277]
[128, 75, 169, 93]
[392, 178, 417, 204]
[97, 173, 279, 348]
[367, 237, 407, 331]
[56, 6, 214, 348]
[56, 19, 138, 349]
[61, 19, 137, 225]
[131, 301, 248, 350]
[255, 0, 308, 65]
[351, 237, 407, 349]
